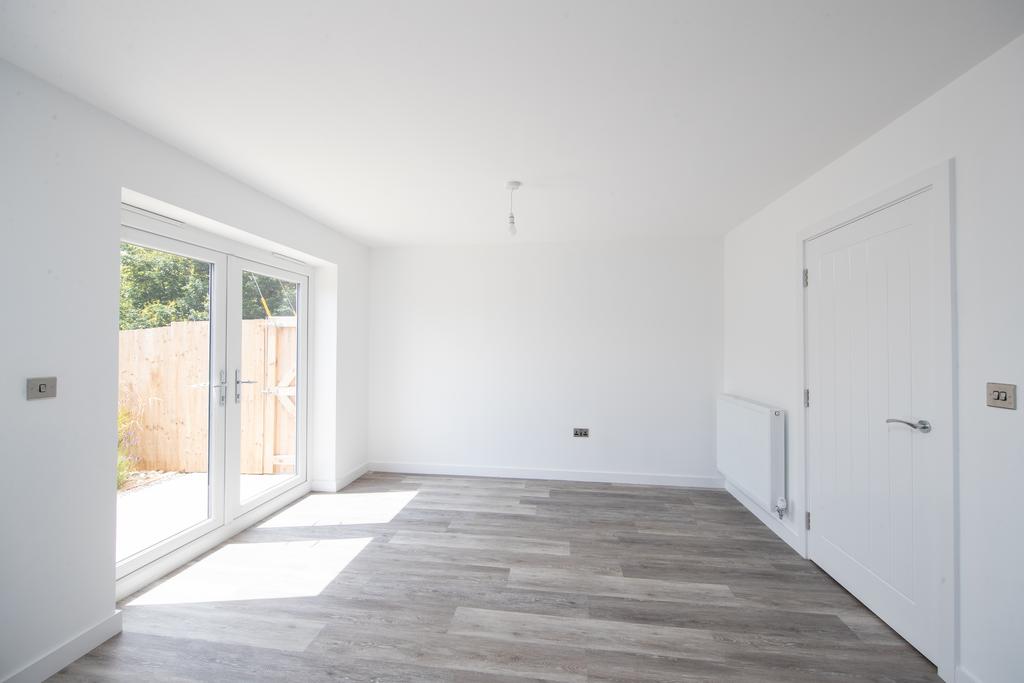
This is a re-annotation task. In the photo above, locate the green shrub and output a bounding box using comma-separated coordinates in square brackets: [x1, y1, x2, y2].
[117, 405, 140, 489]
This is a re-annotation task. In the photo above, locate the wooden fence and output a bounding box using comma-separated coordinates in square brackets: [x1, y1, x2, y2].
[118, 318, 297, 474]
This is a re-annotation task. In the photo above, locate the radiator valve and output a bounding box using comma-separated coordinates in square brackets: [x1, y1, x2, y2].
[774, 497, 788, 519]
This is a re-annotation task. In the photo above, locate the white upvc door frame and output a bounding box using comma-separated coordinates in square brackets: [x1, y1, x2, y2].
[115, 226, 228, 580]
[225, 256, 310, 520]
[116, 206, 314, 587]
[796, 160, 957, 680]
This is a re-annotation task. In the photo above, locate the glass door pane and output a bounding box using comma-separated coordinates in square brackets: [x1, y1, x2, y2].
[116, 238, 224, 564]
[234, 266, 303, 505]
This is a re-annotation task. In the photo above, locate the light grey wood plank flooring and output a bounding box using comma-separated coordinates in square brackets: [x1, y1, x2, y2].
[51, 473, 939, 682]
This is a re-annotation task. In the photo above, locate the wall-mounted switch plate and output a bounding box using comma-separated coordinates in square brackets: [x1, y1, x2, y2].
[573, 427, 589, 437]
[27, 376, 57, 400]
[986, 382, 1016, 410]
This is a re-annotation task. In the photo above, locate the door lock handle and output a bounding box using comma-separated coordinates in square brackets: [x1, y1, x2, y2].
[886, 418, 932, 433]
[235, 369, 258, 402]
[193, 371, 228, 405]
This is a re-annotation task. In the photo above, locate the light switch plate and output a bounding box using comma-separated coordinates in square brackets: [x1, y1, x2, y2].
[986, 382, 1016, 410]
[27, 377, 57, 400]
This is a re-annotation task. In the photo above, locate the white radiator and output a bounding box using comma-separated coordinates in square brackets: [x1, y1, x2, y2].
[716, 394, 787, 519]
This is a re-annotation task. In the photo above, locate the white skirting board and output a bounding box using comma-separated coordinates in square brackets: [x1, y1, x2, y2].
[367, 462, 724, 488]
[954, 666, 982, 683]
[310, 462, 370, 493]
[5, 611, 122, 683]
[726, 481, 804, 556]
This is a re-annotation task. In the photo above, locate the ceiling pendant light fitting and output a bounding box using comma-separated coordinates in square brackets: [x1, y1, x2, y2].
[506, 180, 522, 236]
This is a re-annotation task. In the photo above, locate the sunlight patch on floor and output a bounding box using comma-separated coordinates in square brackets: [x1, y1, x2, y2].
[258, 489, 418, 528]
[117, 473, 295, 562]
[127, 537, 372, 606]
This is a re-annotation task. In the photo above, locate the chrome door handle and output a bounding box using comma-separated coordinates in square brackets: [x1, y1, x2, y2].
[886, 418, 931, 434]
[235, 369, 258, 402]
[192, 370, 228, 405]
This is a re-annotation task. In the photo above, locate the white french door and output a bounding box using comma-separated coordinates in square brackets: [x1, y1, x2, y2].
[226, 257, 309, 518]
[804, 168, 955, 676]
[116, 229, 227, 577]
[117, 219, 309, 579]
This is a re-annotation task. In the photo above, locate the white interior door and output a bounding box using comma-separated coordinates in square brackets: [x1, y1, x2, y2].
[805, 175, 954, 674]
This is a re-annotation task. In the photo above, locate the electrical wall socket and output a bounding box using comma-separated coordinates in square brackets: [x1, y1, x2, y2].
[573, 428, 589, 437]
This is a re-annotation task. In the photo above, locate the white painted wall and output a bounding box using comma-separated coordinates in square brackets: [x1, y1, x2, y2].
[369, 237, 723, 486]
[0, 59, 369, 681]
[723, 35, 1024, 683]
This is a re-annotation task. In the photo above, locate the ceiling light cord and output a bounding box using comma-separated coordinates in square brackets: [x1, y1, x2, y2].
[508, 189, 516, 234]
[506, 180, 522, 236]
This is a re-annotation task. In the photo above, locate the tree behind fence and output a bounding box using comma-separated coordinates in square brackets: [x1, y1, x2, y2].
[118, 318, 297, 474]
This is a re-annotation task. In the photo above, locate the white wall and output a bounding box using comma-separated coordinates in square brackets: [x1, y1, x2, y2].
[0, 59, 368, 681]
[723, 35, 1024, 683]
[369, 237, 723, 486]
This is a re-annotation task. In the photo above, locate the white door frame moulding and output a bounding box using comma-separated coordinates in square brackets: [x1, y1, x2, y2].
[367, 462, 725, 488]
[795, 160, 957, 680]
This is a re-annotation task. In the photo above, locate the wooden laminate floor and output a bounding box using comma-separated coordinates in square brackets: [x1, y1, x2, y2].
[53, 473, 939, 682]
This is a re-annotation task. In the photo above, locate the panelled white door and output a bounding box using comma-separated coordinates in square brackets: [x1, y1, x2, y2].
[805, 173, 954, 674]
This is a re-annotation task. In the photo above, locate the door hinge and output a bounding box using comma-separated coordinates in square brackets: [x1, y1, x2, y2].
[802, 268, 809, 287]
[804, 388, 810, 407]
[805, 511, 811, 530]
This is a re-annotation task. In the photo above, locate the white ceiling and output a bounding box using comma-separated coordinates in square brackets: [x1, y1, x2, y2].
[2, 1, 1023, 246]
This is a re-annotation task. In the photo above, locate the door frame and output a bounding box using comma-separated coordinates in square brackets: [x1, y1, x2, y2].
[796, 160, 957, 679]
[115, 226, 228, 579]
[226, 256, 310, 520]
[116, 206, 315, 585]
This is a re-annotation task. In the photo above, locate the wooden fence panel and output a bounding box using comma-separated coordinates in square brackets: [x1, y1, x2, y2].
[271, 322, 297, 472]
[239, 318, 298, 475]
[119, 318, 297, 474]
[118, 321, 211, 473]
[238, 319, 266, 474]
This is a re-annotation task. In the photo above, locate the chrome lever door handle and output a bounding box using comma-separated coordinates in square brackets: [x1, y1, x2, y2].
[235, 369, 259, 402]
[886, 418, 932, 433]
[194, 371, 228, 405]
